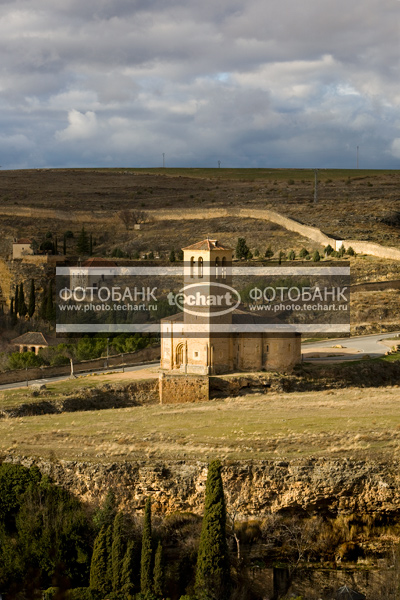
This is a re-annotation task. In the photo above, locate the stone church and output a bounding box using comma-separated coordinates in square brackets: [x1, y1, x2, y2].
[160, 239, 301, 375]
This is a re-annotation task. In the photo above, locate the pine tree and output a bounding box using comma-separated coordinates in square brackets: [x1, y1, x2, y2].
[153, 541, 165, 599]
[90, 525, 111, 596]
[112, 511, 125, 592]
[76, 226, 90, 255]
[195, 460, 230, 600]
[288, 250, 296, 261]
[140, 497, 153, 595]
[19, 283, 27, 317]
[28, 279, 35, 318]
[169, 249, 176, 263]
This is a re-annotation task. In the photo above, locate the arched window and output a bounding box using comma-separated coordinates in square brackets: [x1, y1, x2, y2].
[190, 256, 195, 278]
[215, 256, 220, 279]
[221, 256, 227, 279]
[198, 256, 203, 278]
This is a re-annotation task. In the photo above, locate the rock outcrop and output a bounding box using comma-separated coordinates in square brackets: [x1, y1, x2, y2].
[3, 456, 400, 519]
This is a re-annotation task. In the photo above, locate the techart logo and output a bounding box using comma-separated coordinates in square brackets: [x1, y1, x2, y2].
[167, 282, 241, 317]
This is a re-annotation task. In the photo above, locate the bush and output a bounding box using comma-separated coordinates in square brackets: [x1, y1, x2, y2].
[67, 589, 99, 600]
[312, 250, 321, 262]
[7, 351, 44, 370]
[347, 246, 355, 256]
[299, 248, 309, 259]
[43, 587, 59, 600]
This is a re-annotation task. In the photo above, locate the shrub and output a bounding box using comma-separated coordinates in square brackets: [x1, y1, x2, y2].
[347, 246, 355, 256]
[43, 588, 59, 600]
[312, 250, 321, 262]
[299, 248, 309, 259]
[7, 351, 44, 370]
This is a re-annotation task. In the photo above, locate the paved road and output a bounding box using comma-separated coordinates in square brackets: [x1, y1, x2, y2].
[302, 331, 400, 361]
[0, 361, 160, 391]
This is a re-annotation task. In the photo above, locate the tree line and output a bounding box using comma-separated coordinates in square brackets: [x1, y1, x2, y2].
[0, 460, 230, 600]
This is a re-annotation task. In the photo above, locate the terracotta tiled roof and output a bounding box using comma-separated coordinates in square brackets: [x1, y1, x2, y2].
[12, 332, 49, 346]
[182, 239, 231, 251]
[82, 257, 117, 267]
[14, 238, 32, 244]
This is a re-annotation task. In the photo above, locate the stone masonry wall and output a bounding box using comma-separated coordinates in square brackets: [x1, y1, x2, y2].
[159, 372, 209, 404]
[0, 345, 160, 385]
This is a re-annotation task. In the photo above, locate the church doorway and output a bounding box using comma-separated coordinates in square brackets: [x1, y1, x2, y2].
[175, 343, 185, 369]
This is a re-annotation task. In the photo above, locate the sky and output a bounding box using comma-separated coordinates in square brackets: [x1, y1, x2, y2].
[0, 0, 399, 169]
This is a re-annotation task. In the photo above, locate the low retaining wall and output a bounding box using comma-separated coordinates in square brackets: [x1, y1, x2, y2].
[0, 345, 160, 386]
[159, 372, 209, 404]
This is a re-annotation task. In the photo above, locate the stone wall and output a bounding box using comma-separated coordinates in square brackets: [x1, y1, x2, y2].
[0, 345, 160, 385]
[159, 372, 209, 403]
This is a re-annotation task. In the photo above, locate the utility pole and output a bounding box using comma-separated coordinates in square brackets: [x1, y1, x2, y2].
[357, 146, 359, 169]
[314, 169, 318, 204]
[218, 160, 221, 168]
[162, 153, 165, 168]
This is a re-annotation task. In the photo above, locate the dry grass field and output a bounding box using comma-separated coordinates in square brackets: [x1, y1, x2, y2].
[1, 384, 400, 463]
[0, 168, 399, 257]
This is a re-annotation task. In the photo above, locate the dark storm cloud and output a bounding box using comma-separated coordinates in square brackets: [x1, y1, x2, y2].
[0, 0, 399, 168]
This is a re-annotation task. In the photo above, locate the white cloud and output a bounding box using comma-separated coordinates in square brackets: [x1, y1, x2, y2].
[55, 109, 98, 141]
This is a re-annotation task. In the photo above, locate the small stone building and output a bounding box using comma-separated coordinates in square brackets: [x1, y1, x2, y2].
[12, 331, 49, 355]
[12, 238, 34, 259]
[160, 239, 301, 376]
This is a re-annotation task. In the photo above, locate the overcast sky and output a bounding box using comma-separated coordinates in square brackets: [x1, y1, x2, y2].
[0, 0, 399, 169]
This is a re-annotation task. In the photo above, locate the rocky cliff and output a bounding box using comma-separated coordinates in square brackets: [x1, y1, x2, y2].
[4, 455, 400, 519]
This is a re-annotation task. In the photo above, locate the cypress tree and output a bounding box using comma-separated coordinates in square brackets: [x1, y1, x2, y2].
[93, 490, 116, 531]
[89, 233, 93, 255]
[90, 525, 110, 596]
[140, 497, 153, 595]
[169, 249, 176, 263]
[195, 460, 230, 600]
[39, 284, 48, 320]
[28, 279, 35, 318]
[112, 511, 125, 592]
[63, 234, 67, 256]
[14, 285, 19, 317]
[45, 280, 55, 322]
[19, 283, 27, 317]
[77, 226, 90, 255]
[121, 538, 136, 596]
[235, 237, 250, 260]
[153, 541, 165, 599]
[105, 523, 113, 592]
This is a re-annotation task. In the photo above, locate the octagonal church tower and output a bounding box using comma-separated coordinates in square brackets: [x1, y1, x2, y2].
[161, 239, 234, 374]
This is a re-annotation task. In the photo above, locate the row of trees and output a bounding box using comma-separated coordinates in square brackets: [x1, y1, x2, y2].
[236, 238, 355, 262]
[9, 279, 55, 323]
[0, 460, 229, 600]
